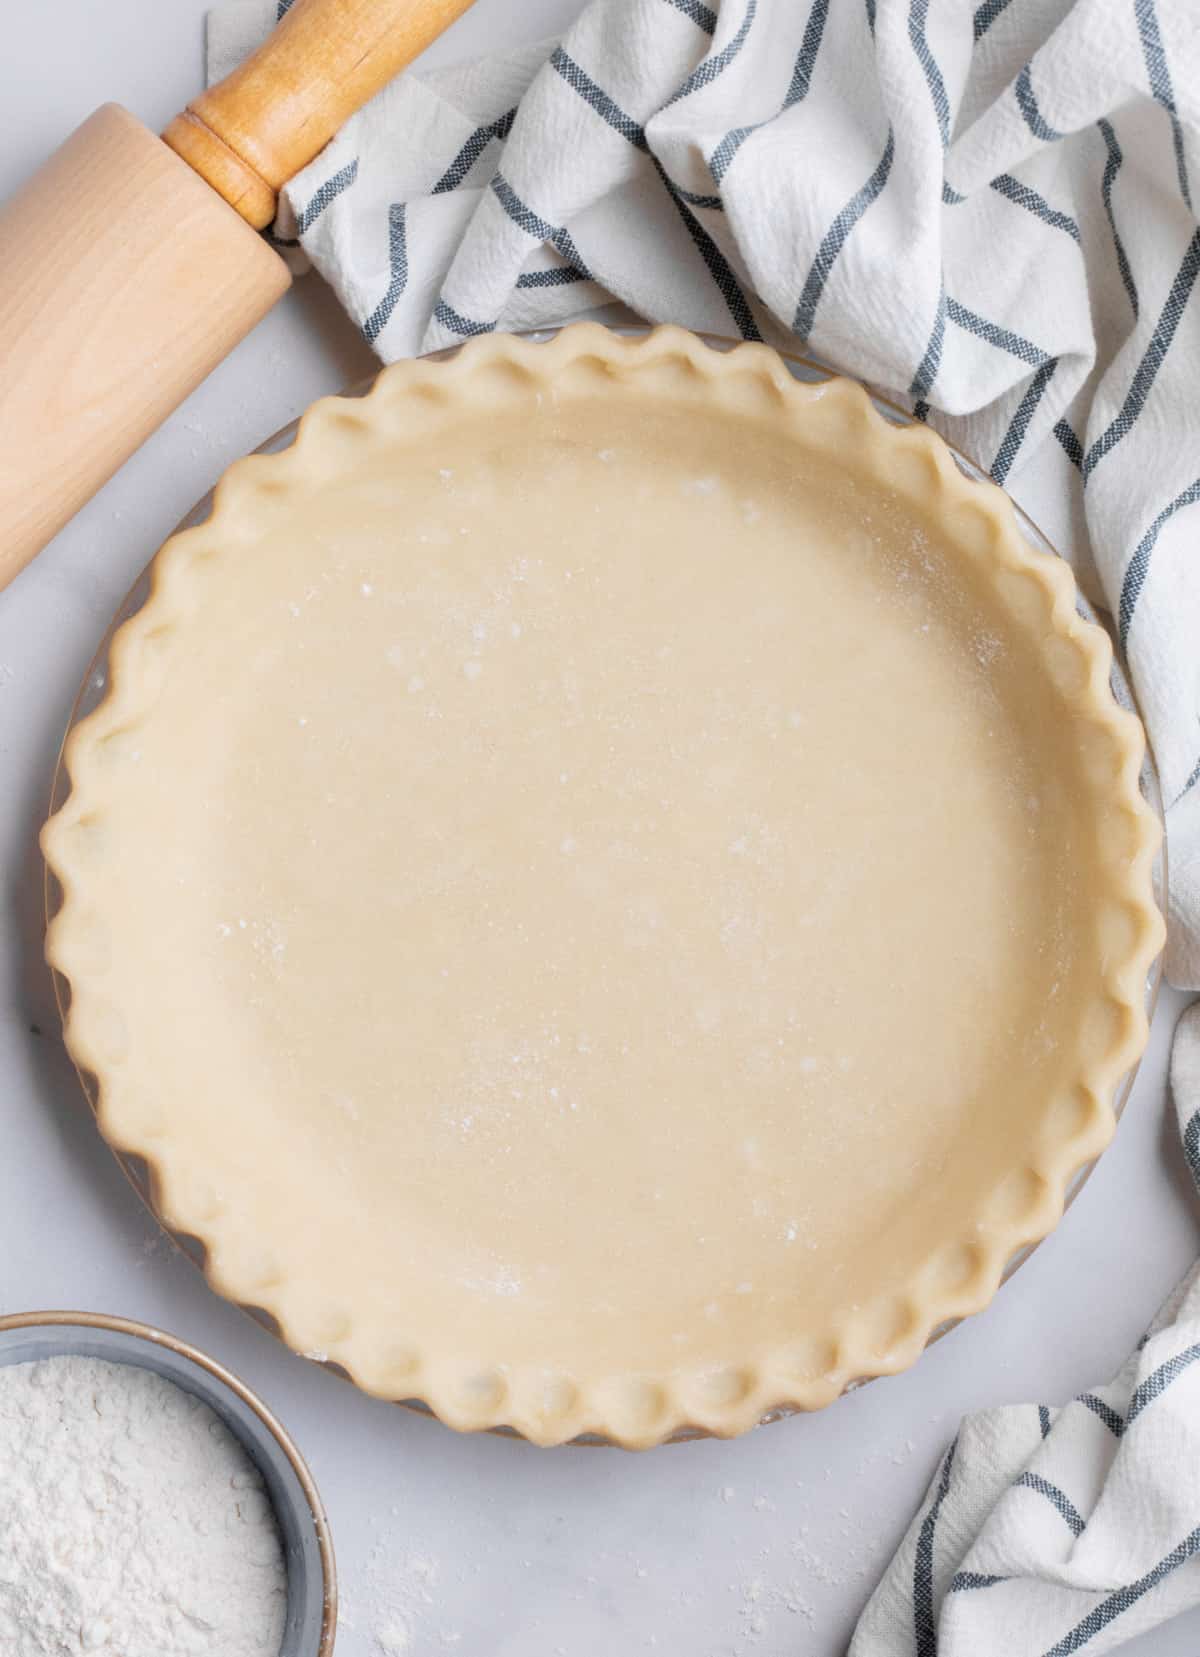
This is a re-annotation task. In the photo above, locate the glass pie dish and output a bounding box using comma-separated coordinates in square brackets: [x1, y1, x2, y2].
[43, 326, 1165, 1446]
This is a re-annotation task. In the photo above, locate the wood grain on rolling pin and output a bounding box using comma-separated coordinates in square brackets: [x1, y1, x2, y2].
[0, 105, 289, 587]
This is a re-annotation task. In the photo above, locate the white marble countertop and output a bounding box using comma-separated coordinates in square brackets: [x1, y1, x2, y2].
[2, 6, 1198, 1654]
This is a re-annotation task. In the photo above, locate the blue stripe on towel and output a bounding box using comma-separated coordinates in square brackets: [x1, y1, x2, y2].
[794, 128, 896, 340]
[662, 0, 718, 33]
[909, 0, 950, 146]
[1098, 119, 1139, 317]
[709, 0, 830, 183]
[550, 47, 649, 149]
[913, 1439, 958, 1657]
[1186, 1108, 1200, 1187]
[516, 266, 592, 289]
[433, 109, 517, 195]
[946, 297, 1049, 366]
[1126, 1342, 1200, 1427]
[654, 160, 762, 339]
[362, 204, 408, 344]
[1039, 1525, 1200, 1656]
[973, 0, 1014, 39]
[433, 299, 497, 337]
[492, 173, 558, 242]
[545, 46, 757, 336]
[1119, 477, 1200, 647]
[992, 357, 1057, 484]
[295, 159, 359, 234]
[1134, 0, 1192, 207]
[944, 296, 1057, 478]
[492, 176, 596, 290]
[1015, 1471, 1086, 1537]
[1077, 1391, 1125, 1437]
[787, 0, 833, 104]
[910, 281, 946, 400]
[1015, 64, 1063, 142]
[1053, 420, 1083, 468]
[672, 185, 725, 209]
[666, 0, 757, 107]
[1084, 227, 1200, 480]
[991, 173, 1080, 241]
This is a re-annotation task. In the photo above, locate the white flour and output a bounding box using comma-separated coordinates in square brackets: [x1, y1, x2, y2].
[0, 1355, 287, 1657]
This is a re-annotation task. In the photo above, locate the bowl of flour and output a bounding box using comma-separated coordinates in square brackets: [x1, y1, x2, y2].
[0, 1309, 335, 1657]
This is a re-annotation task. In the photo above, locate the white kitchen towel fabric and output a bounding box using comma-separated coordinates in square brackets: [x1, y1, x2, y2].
[852, 1000, 1200, 1657]
[210, 0, 1200, 986]
[206, 4, 1200, 1650]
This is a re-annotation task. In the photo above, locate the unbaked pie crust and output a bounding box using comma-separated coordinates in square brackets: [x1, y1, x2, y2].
[43, 325, 1164, 1447]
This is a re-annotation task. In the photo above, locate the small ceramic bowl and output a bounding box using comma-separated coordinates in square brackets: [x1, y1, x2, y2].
[0, 1310, 335, 1655]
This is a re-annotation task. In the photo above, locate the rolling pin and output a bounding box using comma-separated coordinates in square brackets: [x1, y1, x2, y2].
[0, 0, 475, 591]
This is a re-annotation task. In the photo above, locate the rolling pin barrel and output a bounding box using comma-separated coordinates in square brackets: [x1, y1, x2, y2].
[0, 0, 476, 591]
[0, 105, 289, 590]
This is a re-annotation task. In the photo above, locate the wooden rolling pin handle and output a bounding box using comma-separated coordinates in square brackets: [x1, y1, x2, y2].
[0, 0, 479, 590]
[163, 0, 478, 228]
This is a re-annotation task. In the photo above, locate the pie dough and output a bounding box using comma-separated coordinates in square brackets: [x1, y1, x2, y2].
[43, 325, 1164, 1447]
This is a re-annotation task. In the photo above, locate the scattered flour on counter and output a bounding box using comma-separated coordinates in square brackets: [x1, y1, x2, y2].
[348, 1473, 899, 1655]
[349, 1534, 463, 1657]
[728, 1567, 817, 1649]
[0, 1356, 286, 1657]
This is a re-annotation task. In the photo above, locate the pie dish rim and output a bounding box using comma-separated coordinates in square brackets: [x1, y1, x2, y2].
[41, 322, 1166, 1448]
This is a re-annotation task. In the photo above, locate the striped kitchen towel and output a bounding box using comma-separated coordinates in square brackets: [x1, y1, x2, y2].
[210, 0, 1200, 989]
[206, 5, 1200, 1651]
